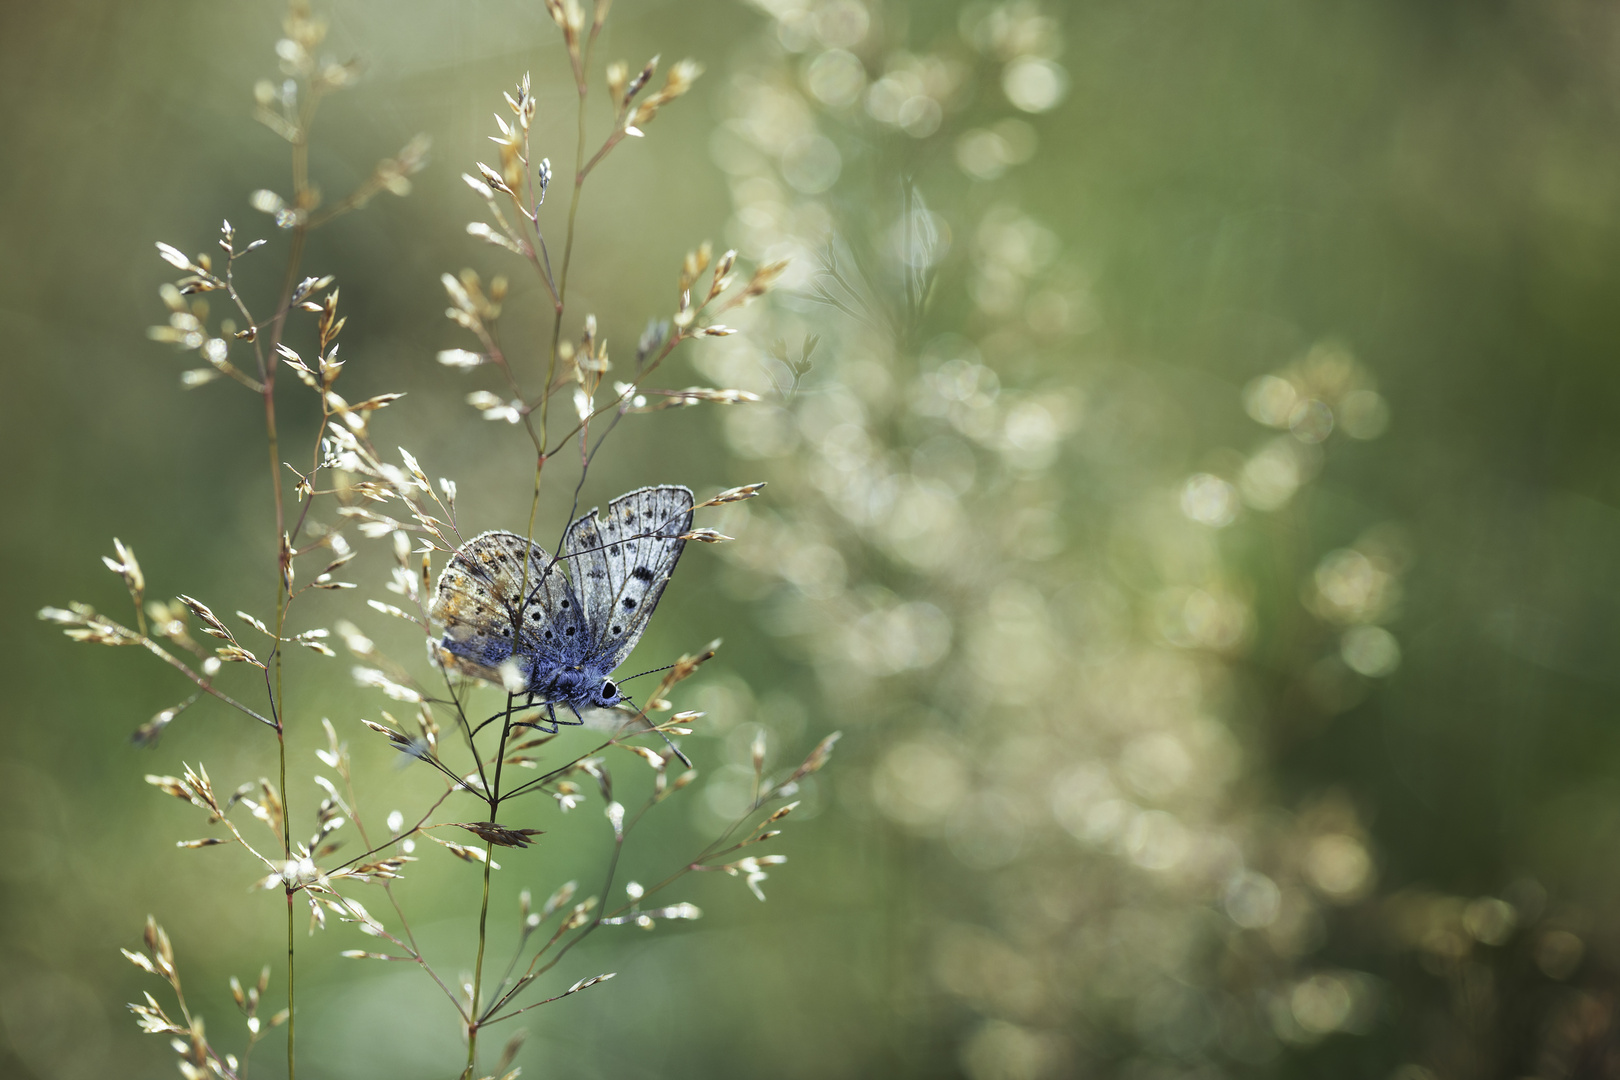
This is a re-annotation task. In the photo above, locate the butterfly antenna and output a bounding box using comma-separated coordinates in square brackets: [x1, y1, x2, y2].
[618, 663, 677, 684]
[619, 696, 694, 768]
[655, 727, 694, 769]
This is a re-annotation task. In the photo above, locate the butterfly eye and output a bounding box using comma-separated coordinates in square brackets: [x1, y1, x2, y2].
[601, 680, 617, 699]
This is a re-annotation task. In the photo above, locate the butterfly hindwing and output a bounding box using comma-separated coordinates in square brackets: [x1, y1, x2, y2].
[430, 529, 585, 686]
[563, 484, 694, 670]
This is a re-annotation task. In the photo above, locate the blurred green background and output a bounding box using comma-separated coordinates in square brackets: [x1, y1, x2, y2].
[9, 0, 1620, 1077]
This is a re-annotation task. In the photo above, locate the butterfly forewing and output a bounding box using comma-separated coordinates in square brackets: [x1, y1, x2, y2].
[431, 530, 584, 684]
[563, 485, 694, 669]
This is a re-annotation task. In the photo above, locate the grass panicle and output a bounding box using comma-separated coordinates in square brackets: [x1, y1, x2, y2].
[41, 3, 834, 1078]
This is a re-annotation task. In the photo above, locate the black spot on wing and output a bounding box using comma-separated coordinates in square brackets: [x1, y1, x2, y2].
[631, 566, 655, 582]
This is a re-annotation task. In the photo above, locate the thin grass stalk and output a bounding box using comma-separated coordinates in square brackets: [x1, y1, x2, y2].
[465, 839, 495, 1077]
[539, 25, 596, 458]
[262, 100, 315, 1078]
[266, 199, 309, 1080]
[480, 38, 598, 1069]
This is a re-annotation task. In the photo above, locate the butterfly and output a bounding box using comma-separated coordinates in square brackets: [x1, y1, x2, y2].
[429, 484, 694, 730]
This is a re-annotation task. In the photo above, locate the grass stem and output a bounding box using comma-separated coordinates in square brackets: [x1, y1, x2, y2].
[465, 840, 495, 1077]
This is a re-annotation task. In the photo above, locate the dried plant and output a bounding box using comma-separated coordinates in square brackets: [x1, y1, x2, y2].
[39, 2, 833, 1078]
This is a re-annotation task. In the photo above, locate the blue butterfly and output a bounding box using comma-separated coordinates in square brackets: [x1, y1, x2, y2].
[430, 485, 693, 729]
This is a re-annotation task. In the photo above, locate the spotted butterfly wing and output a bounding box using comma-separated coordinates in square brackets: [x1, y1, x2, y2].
[562, 484, 694, 671]
[430, 529, 588, 688]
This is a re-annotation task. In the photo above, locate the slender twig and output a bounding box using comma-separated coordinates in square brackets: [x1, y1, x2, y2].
[328, 786, 456, 874]
[335, 764, 465, 1017]
[136, 639, 277, 728]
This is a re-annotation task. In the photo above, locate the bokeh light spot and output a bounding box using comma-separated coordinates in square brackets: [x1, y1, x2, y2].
[1002, 57, 1068, 112]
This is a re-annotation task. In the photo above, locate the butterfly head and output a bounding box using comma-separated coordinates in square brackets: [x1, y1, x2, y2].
[574, 661, 624, 707]
[545, 665, 623, 709]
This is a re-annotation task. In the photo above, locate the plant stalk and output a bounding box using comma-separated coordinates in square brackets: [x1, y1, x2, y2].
[465, 840, 495, 1077]
[262, 78, 321, 1078]
[265, 219, 307, 1080]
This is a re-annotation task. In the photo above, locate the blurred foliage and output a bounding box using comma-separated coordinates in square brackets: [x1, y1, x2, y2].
[10, 0, 1620, 1078]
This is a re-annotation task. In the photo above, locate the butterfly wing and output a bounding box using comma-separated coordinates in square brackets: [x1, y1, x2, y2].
[430, 529, 587, 688]
[562, 485, 694, 672]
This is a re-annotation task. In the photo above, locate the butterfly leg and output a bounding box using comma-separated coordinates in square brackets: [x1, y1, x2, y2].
[522, 691, 557, 734]
[511, 701, 558, 734]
